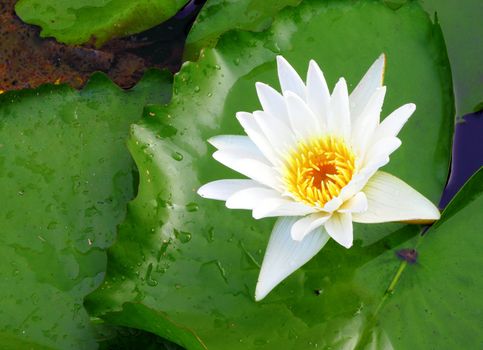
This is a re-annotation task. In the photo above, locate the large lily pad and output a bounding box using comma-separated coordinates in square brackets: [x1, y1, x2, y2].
[0, 71, 171, 349]
[86, 0, 453, 349]
[184, 0, 301, 60]
[420, 0, 483, 115]
[15, 0, 189, 46]
[379, 168, 483, 348]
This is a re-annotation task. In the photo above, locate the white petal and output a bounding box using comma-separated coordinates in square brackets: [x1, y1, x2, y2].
[325, 160, 384, 208]
[337, 158, 390, 203]
[209, 135, 267, 163]
[291, 212, 331, 241]
[253, 110, 295, 155]
[351, 86, 387, 153]
[236, 112, 279, 165]
[363, 137, 401, 168]
[255, 217, 330, 301]
[324, 212, 353, 248]
[197, 179, 261, 200]
[226, 187, 280, 210]
[276, 56, 306, 99]
[338, 192, 368, 213]
[328, 78, 351, 139]
[322, 197, 343, 212]
[306, 60, 330, 129]
[255, 82, 290, 125]
[352, 171, 441, 224]
[252, 198, 317, 219]
[373, 103, 416, 142]
[209, 135, 256, 151]
[284, 91, 320, 139]
[213, 150, 282, 190]
[350, 54, 386, 120]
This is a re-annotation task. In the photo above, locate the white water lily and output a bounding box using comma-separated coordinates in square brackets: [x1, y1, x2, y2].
[198, 55, 440, 301]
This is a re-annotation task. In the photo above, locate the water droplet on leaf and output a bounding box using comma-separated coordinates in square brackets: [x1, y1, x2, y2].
[185, 202, 199, 212]
[171, 152, 183, 161]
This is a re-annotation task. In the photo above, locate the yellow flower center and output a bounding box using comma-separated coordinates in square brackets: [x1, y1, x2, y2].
[284, 136, 356, 207]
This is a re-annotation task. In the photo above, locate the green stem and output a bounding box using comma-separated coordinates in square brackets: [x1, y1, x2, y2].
[355, 261, 410, 350]
[386, 261, 408, 294]
[373, 260, 408, 316]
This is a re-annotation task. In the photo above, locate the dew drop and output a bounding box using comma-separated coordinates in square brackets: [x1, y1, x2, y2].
[147, 279, 158, 287]
[207, 226, 215, 242]
[171, 151, 183, 161]
[145, 263, 158, 287]
[47, 221, 58, 230]
[174, 229, 192, 243]
[185, 202, 199, 212]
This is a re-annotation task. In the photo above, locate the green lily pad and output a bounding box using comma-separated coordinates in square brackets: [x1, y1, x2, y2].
[379, 168, 483, 348]
[0, 71, 171, 349]
[420, 0, 483, 115]
[15, 0, 189, 46]
[95, 324, 184, 350]
[86, 0, 453, 349]
[184, 0, 301, 60]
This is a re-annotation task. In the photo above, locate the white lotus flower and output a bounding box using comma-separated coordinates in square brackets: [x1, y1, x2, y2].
[198, 55, 440, 301]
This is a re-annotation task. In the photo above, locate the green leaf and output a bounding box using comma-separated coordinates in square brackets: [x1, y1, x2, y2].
[95, 323, 184, 350]
[0, 71, 171, 349]
[420, 0, 483, 115]
[378, 168, 483, 348]
[15, 0, 189, 46]
[184, 0, 302, 60]
[86, 1, 453, 349]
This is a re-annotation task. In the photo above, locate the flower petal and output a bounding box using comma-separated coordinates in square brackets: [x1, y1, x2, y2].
[213, 150, 282, 190]
[236, 112, 279, 165]
[363, 137, 401, 168]
[350, 54, 386, 120]
[253, 110, 295, 155]
[352, 171, 441, 224]
[322, 197, 343, 212]
[324, 212, 353, 248]
[306, 60, 330, 129]
[209, 134, 256, 151]
[351, 86, 387, 154]
[338, 192, 368, 213]
[209, 135, 267, 163]
[252, 198, 317, 219]
[338, 165, 383, 203]
[291, 212, 331, 241]
[197, 179, 261, 200]
[328, 78, 351, 139]
[226, 187, 280, 210]
[373, 103, 416, 142]
[255, 217, 330, 301]
[285, 91, 321, 139]
[255, 82, 290, 125]
[277, 56, 306, 99]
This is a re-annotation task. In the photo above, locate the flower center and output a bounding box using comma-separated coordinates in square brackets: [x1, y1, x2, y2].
[284, 136, 356, 207]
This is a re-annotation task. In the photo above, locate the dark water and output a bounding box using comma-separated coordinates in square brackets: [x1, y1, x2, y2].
[439, 111, 483, 208]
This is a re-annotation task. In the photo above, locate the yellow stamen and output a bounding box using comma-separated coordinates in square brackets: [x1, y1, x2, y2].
[284, 136, 356, 207]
